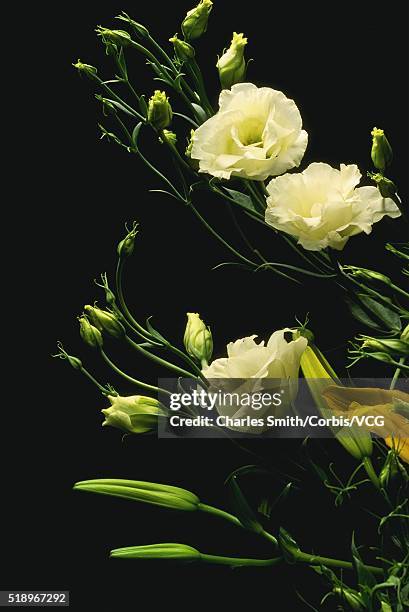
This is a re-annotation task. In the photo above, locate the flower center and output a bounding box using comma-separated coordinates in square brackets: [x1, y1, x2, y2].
[238, 118, 264, 147]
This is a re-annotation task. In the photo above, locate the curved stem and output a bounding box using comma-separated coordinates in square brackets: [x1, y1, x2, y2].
[80, 366, 112, 395]
[125, 335, 197, 380]
[200, 553, 282, 567]
[100, 348, 171, 396]
[188, 202, 258, 268]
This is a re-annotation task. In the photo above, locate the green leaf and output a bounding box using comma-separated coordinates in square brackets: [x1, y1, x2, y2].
[346, 297, 385, 332]
[191, 103, 208, 124]
[278, 527, 300, 563]
[223, 187, 259, 215]
[145, 317, 168, 344]
[226, 473, 263, 534]
[351, 534, 377, 589]
[358, 294, 402, 332]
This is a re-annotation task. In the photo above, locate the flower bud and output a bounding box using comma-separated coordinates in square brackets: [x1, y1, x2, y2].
[368, 172, 397, 199]
[217, 32, 248, 90]
[73, 478, 200, 511]
[84, 305, 125, 339]
[73, 60, 98, 79]
[184, 312, 213, 364]
[347, 265, 392, 286]
[361, 337, 409, 356]
[79, 316, 103, 349]
[181, 0, 213, 41]
[116, 13, 150, 38]
[111, 543, 201, 561]
[185, 129, 199, 169]
[333, 587, 365, 611]
[148, 90, 173, 130]
[96, 27, 132, 47]
[401, 323, 409, 342]
[379, 450, 400, 489]
[102, 395, 166, 434]
[160, 129, 178, 146]
[54, 343, 83, 370]
[371, 127, 393, 172]
[117, 222, 138, 259]
[169, 35, 195, 63]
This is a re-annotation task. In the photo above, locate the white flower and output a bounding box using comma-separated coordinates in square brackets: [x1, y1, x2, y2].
[202, 330, 307, 433]
[191, 83, 308, 181]
[265, 163, 401, 251]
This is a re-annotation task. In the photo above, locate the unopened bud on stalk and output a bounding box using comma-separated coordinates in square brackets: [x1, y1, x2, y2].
[379, 450, 400, 489]
[368, 172, 397, 199]
[96, 27, 132, 47]
[371, 127, 393, 172]
[73, 60, 98, 79]
[111, 543, 201, 561]
[333, 587, 365, 611]
[84, 305, 125, 339]
[148, 91, 172, 131]
[102, 395, 166, 434]
[116, 13, 150, 38]
[217, 32, 248, 90]
[54, 343, 83, 371]
[360, 336, 409, 356]
[184, 312, 213, 364]
[181, 0, 213, 41]
[160, 130, 178, 147]
[117, 222, 138, 259]
[73, 478, 200, 511]
[79, 316, 103, 349]
[169, 35, 195, 63]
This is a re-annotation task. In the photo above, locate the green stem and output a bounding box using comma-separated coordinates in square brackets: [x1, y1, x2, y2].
[362, 456, 381, 490]
[390, 357, 406, 390]
[200, 554, 281, 567]
[100, 348, 171, 396]
[115, 260, 157, 343]
[80, 366, 112, 395]
[188, 202, 258, 268]
[198, 504, 279, 548]
[294, 551, 383, 575]
[94, 75, 143, 120]
[125, 335, 197, 380]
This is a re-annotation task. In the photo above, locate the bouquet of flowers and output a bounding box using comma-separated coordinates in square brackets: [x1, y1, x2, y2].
[57, 2, 408, 609]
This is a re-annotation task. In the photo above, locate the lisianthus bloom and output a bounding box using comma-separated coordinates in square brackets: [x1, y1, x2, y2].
[322, 385, 409, 463]
[265, 163, 401, 251]
[102, 395, 166, 434]
[202, 330, 307, 432]
[191, 83, 308, 181]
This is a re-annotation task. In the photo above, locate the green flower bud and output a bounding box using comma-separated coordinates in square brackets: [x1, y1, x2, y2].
[96, 27, 132, 47]
[117, 222, 138, 259]
[54, 343, 83, 370]
[360, 337, 409, 356]
[84, 305, 125, 339]
[110, 543, 201, 561]
[379, 450, 400, 489]
[371, 127, 393, 172]
[217, 32, 248, 90]
[102, 395, 166, 434]
[333, 587, 365, 611]
[73, 59, 98, 79]
[184, 312, 213, 365]
[401, 323, 409, 342]
[293, 327, 315, 345]
[185, 129, 199, 169]
[148, 90, 173, 130]
[160, 129, 178, 146]
[181, 0, 213, 41]
[368, 172, 397, 199]
[347, 265, 392, 286]
[73, 478, 200, 511]
[169, 35, 195, 63]
[116, 13, 150, 38]
[79, 315, 103, 349]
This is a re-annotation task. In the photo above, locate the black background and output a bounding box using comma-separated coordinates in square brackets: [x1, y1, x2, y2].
[4, 1, 408, 610]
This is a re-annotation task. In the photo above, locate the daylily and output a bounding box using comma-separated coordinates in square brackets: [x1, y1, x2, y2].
[322, 386, 409, 463]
